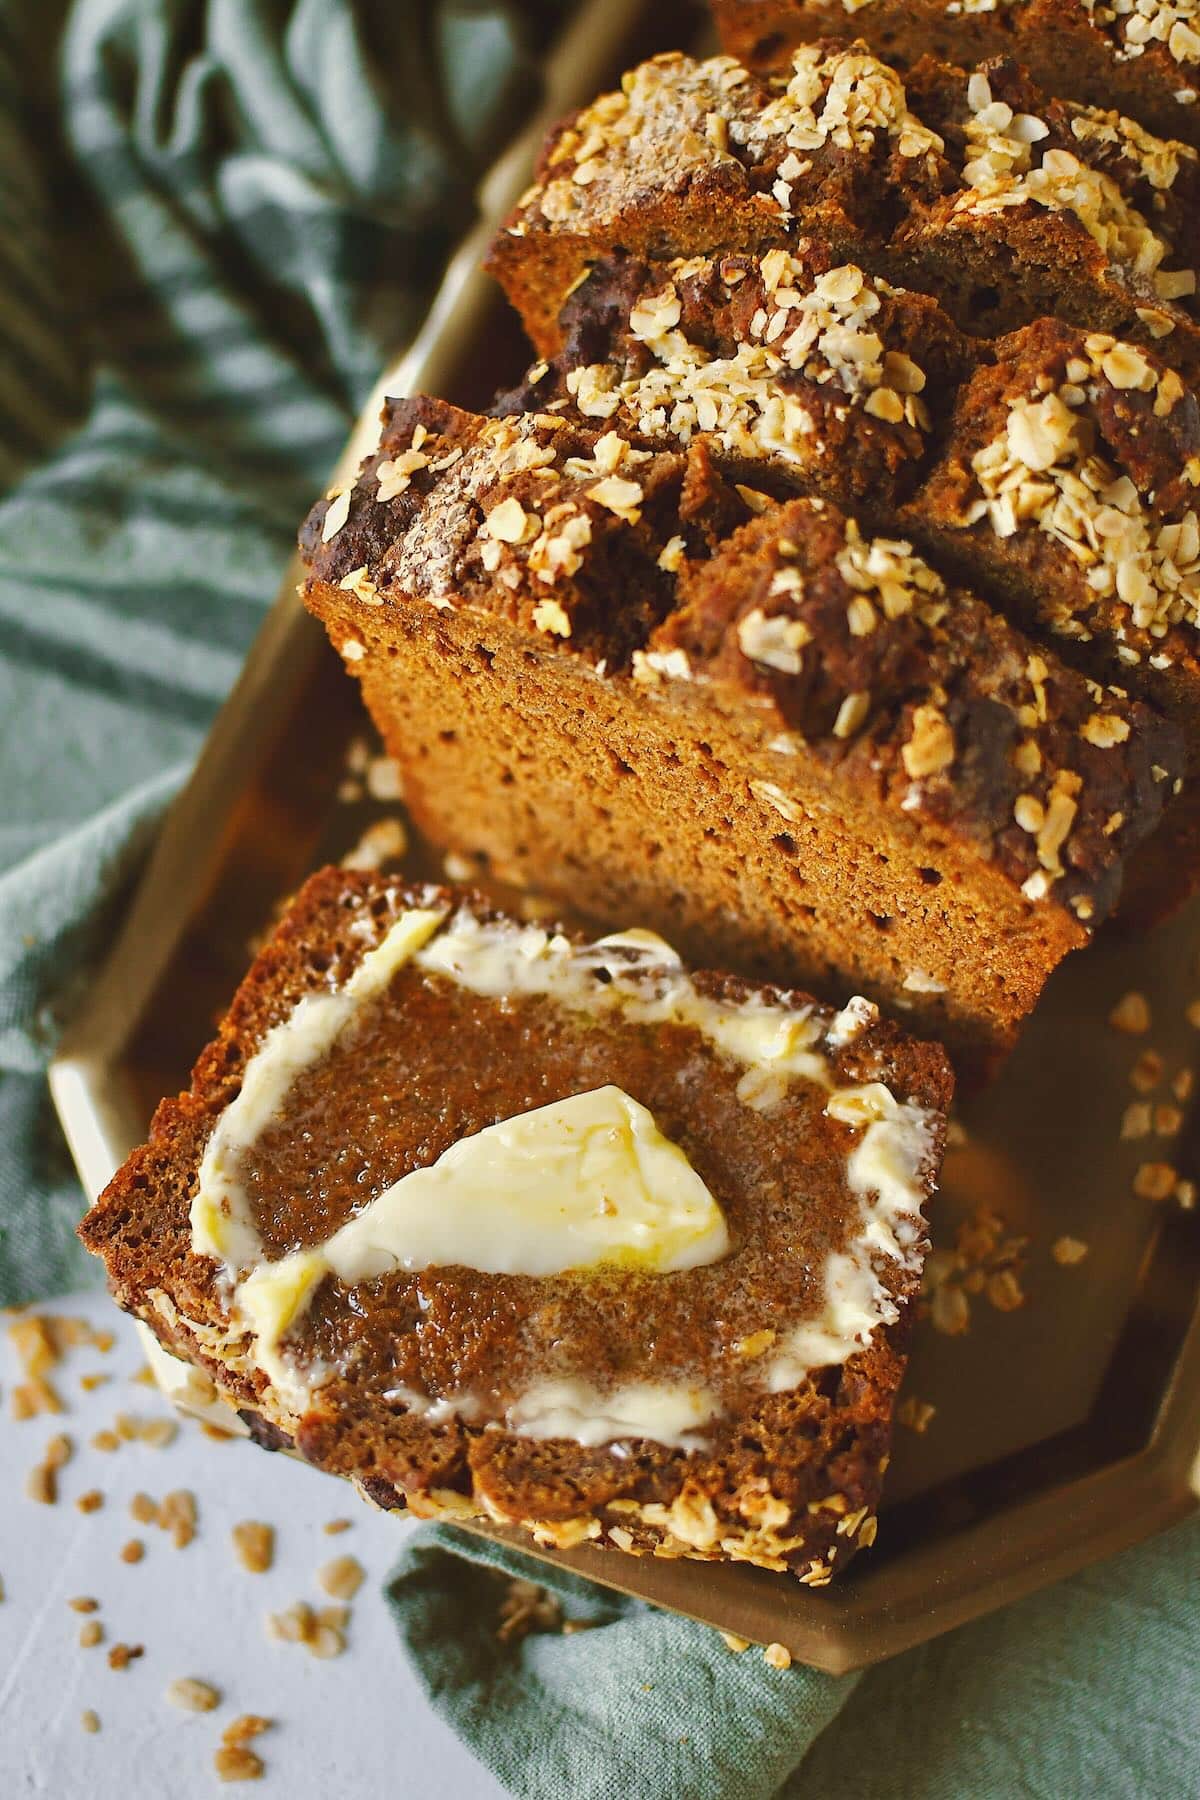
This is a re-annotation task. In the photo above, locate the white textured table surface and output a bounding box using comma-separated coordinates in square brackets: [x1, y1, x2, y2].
[0, 1290, 506, 1798]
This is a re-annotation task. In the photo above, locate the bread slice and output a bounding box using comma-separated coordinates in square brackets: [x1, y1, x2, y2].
[78, 867, 953, 1582]
[494, 249, 1200, 918]
[487, 45, 1200, 369]
[711, 1, 1200, 152]
[296, 395, 1182, 1073]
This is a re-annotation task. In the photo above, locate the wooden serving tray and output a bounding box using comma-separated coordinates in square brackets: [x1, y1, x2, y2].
[50, 0, 1200, 1674]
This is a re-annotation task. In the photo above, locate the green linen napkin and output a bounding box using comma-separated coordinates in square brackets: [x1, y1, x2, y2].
[2, 6, 1196, 1797]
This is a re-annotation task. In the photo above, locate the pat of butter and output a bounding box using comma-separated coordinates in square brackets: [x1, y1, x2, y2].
[232, 1086, 729, 1403]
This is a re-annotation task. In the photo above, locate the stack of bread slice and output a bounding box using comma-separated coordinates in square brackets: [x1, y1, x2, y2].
[300, 32, 1200, 1075]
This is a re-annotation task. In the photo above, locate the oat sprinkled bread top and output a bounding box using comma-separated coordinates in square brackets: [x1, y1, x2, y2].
[78, 868, 953, 1581]
[493, 245, 972, 509]
[487, 43, 1200, 366]
[711, 1, 1200, 151]
[299, 394, 1181, 1064]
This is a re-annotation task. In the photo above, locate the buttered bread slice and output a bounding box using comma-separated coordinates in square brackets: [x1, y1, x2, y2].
[79, 868, 951, 1582]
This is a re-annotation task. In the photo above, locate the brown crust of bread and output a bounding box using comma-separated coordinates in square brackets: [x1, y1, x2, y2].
[486, 45, 1200, 370]
[297, 394, 1182, 1072]
[712, 1, 1200, 152]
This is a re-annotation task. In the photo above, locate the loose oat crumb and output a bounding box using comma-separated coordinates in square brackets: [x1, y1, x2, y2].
[1154, 1104, 1184, 1135]
[496, 1578, 562, 1644]
[26, 1463, 56, 1505]
[79, 1373, 110, 1393]
[930, 1281, 970, 1336]
[1121, 1100, 1154, 1139]
[76, 1489, 104, 1514]
[165, 1677, 221, 1713]
[1052, 1236, 1090, 1266]
[1173, 1069, 1194, 1102]
[1177, 1179, 1197, 1211]
[316, 1555, 364, 1601]
[719, 1631, 750, 1653]
[160, 1489, 197, 1548]
[107, 1643, 144, 1671]
[1109, 991, 1151, 1034]
[223, 1716, 273, 1748]
[214, 1746, 264, 1783]
[232, 1521, 274, 1574]
[307, 1624, 346, 1661]
[9, 1315, 58, 1378]
[79, 1621, 104, 1649]
[323, 1519, 352, 1536]
[120, 1539, 145, 1565]
[130, 1492, 158, 1526]
[44, 1432, 72, 1470]
[896, 1395, 937, 1433]
[1134, 1160, 1178, 1200]
[139, 1418, 178, 1450]
[80, 1710, 100, 1734]
[986, 1269, 1025, 1313]
[1130, 1051, 1165, 1093]
[1186, 998, 1200, 1029]
[90, 1430, 120, 1454]
[266, 1601, 314, 1645]
[764, 1642, 792, 1670]
[69, 1596, 99, 1613]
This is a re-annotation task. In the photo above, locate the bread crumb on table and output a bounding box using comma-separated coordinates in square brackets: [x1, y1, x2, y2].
[80, 1710, 100, 1735]
[214, 1745, 264, 1783]
[1109, 991, 1151, 1035]
[316, 1555, 364, 1601]
[231, 1521, 275, 1574]
[165, 1676, 221, 1713]
[763, 1642, 792, 1670]
[1051, 1236, 1090, 1266]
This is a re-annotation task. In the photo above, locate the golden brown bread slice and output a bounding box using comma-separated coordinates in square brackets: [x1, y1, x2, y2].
[296, 395, 1183, 1074]
[79, 866, 953, 1582]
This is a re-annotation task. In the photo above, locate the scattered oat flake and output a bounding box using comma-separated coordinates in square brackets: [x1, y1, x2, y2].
[79, 1373, 110, 1392]
[323, 1519, 352, 1536]
[232, 1521, 274, 1574]
[80, 1710, 100, 1735]
[44, 1432, 72, 1469]
[1121, 1100, 1153, 1140]
[897, 1395, 937, 1433]
[719, 1631, 750, 1653]
[223, 1715, 273, 1748]
[1186, 999, 1200, 1029]
[930, 1281, 970, 1336]
[1177, 1180, 1197, 1211]
[130, 1492, 158, 1525]
[107, 1643, 144, 1671]
[79, 1621, 104, 1649]
[120, 1539, 145, 1565]
[90, 1430, 120, 1454]
[26, 1464, 56, 1505]
[317, 1555, 364, 1601]
[1052, 1236, 1089, 1266]
[1130, 1051, 1165, 1094]
[214, 1746, 264, 1783]
[764, 1642, 792, 1670]
[1134, 1160, 1178, 1200]
[69, 1596, 99, 1614]
[1109, 991, 1151, 1034]
[166, 1677, 221, 1713]
[76, 1489, 104, 1514]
